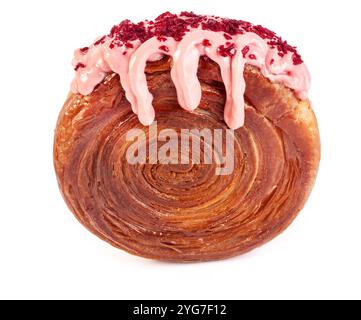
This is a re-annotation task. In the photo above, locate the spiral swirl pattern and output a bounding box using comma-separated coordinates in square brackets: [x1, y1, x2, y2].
[54, 58, 320, 261]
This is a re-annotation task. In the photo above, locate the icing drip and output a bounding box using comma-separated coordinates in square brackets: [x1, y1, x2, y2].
[71, 13, 310, 130]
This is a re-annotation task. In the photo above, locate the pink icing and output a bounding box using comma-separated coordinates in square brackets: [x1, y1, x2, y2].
[71, 13, 310, 130]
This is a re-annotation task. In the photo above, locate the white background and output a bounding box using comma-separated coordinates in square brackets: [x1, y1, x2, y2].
[0, 0, 360, 300]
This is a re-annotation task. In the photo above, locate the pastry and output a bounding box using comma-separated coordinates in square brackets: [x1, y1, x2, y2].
[54, 12, 320, 262]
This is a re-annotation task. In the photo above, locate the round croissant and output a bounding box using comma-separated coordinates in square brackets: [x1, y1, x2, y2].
[54, 54, 320, 262]
[55, 13, 320, 261]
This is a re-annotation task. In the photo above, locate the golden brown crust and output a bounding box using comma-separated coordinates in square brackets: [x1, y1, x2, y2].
[54, 57, 320, 262]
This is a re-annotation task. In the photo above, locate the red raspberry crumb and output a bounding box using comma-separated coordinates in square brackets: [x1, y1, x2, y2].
[217, 43, 237, 57]
[292, 53, 303, 65]
[180, 11, 199, 18]
[159, 45, 169, 52]
[80, 47, 89, 54]
[241, 46, 250, 58]
[202, 39, 212, 47]
[94, 36, 106, 46]
[74, 63, 86, 71]
[252, 25, 275, 39]
[84, 12, 304, 65]
[157, 36, 167, 42]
